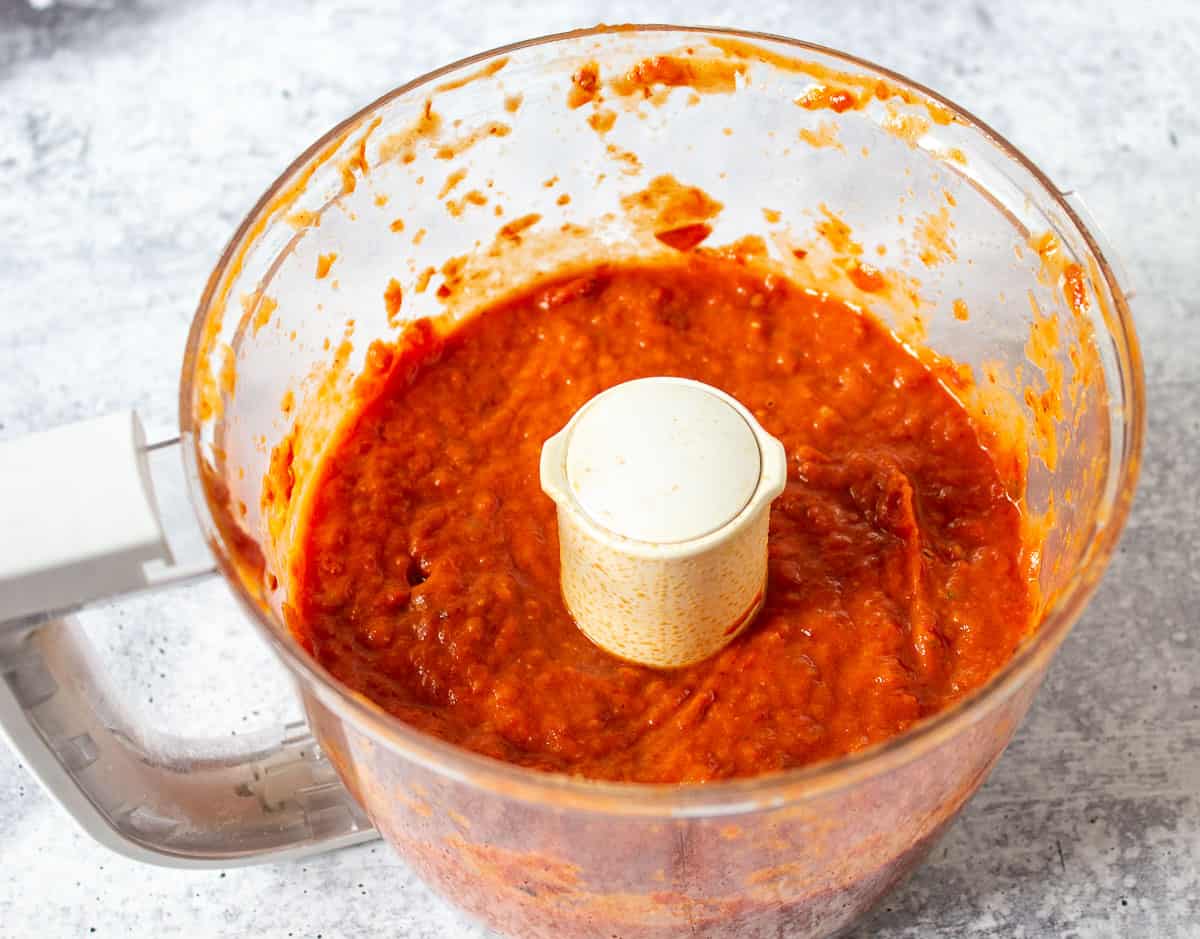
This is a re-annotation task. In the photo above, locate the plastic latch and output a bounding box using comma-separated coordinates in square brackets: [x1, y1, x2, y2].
[0, 412, 170, 624]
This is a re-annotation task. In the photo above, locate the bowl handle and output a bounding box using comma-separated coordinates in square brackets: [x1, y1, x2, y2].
[0, 413, 377, 866]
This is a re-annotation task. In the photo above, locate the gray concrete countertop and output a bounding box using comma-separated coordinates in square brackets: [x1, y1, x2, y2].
[0, 1, 1196, 936]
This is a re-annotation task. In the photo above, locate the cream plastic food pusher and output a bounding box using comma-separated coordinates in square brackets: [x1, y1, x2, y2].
[541, 377, 788, 669]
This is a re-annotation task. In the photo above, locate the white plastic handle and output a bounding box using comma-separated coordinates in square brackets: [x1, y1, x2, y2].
[0, 412, 203, 625]
[0, 413, 377, 865]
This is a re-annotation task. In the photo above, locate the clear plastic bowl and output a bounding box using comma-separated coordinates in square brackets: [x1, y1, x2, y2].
[181, 26, 1143, 938]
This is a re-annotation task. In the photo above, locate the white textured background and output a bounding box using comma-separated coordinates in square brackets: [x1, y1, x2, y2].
[1, 1, 1197, 936]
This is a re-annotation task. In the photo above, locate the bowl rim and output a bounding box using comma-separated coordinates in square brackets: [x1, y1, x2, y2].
[180, 23, 1146, 816]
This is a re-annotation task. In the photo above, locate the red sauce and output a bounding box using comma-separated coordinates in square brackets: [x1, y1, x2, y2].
[291, 256, 1034, 783]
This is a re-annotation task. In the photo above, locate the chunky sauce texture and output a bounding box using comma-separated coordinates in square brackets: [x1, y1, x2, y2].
[292, 257, 1034, 783]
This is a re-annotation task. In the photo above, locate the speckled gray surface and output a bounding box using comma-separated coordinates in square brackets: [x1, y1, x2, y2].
[0, 0, 1197, 936]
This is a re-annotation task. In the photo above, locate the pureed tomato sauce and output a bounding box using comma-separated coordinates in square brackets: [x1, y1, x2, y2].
[291, 255, 1035, 783]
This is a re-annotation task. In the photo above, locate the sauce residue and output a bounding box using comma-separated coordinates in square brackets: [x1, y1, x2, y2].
[378, 100, 443, 165]
[609, 54, 744, 99]
[447, 189, 489, 217]
[495, 213, 541, 245]
[338, 116, 382, 195]
[250, 295, 277, 337]
[384, 278, 404, 327]
[798, 121, 845, 151]
[620, 174, 724, 233]
[915, 205, 955, 266]
[587, 108, 617, 134]
[435, 122, 511, 161]
[414, 266, 437, 294]
[315, 253, 338, 280]
[710, 37, 956, 127]
[434, 56, 509, 93]
[605, 143, 642, 174]
[438, 168, 468, 198]
[567, 62, 601, 109]
[882, 109, 931, 148]
[655, 223, 713, 251]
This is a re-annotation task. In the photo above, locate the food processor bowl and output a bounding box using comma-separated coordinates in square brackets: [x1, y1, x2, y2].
[0, 26, 1142, 939]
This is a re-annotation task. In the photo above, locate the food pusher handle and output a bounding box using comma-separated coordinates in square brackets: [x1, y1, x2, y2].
[0, 412, 377, 866]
